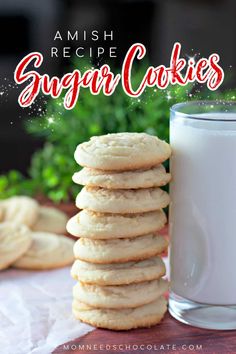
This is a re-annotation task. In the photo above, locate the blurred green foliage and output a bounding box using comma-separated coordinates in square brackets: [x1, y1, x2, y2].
[0, 61, 235, 202]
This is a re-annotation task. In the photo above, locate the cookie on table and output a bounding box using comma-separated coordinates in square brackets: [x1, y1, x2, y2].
[32, 206, 68, 234]
[73, 165, 171, 189]
[1, 196, 39, 228]
[72, 296, 167, 330]
[71, 256, 166, 285]
[76, 186, 170, 214]
[73, 279, 168, 309]
[12, 232, 74, 270]
[0, 202, 4, 221]
[0, 222, 32, 270]
[74, 133, 171, 171]
[73, 234, 168, 263]
[67, 209, 166, 239]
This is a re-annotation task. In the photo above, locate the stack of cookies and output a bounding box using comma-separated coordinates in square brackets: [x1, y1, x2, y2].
[67, 132, 171, 330]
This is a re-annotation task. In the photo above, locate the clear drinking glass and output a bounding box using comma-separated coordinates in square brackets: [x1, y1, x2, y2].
[169, 101, 236, 330]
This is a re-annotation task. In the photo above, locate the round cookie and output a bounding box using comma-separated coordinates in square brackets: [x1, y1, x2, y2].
[0, 222, 32, 270]
[76, 186, 170, 214]
[74, 133, 171, 171]
[0, 202, 4, 221]
[2, 196, 39, 227]
[71, 256, 166, 285]
[73, 234, 168, 263]
[32, 206, 68, 233]
[73, 279, 168, 309]
[12, 232, 74, 270]
[73, 165, 171, 189]
[67, 209, 167, 239]
[72, 296, 167, 330]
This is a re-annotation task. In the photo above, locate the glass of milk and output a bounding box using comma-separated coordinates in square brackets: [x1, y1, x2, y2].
[169, 101, 236, 329]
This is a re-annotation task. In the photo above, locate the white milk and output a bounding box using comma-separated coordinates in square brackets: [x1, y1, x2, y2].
[170, 113, 236, 305]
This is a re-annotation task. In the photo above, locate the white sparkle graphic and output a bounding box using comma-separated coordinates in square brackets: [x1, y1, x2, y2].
[187, 54, 196, 65]
[166, 92, 172, 100]
[189, 56, 195, 64]
[48, 117, 54, 124]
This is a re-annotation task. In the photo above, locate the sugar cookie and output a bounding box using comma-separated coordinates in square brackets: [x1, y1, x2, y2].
[76, 186, 170, 213]
[2, 196, 39, 227]
[71, 256, 166, 285]
[73, 165, 171, 189]
[13, 232, 74, 270]
[73, 234, 168, 263]
[67, 209, 166, 239]
[32, 206, 68, 233]
[0, 222, 32, 270]
[74, 133, 171, 171]
[72, 296, 167, 330]
[0, 202, 4, 221]
[73, 279, 168, 308]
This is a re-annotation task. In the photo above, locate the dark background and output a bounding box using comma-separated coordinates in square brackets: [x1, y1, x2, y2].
[0, 0, 235, 174]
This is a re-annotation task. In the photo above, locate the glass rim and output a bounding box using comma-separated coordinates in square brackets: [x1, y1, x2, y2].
[171, 100, 236, 122]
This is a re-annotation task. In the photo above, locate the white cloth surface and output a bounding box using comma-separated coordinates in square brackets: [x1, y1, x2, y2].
[0, 267, 94, 354]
